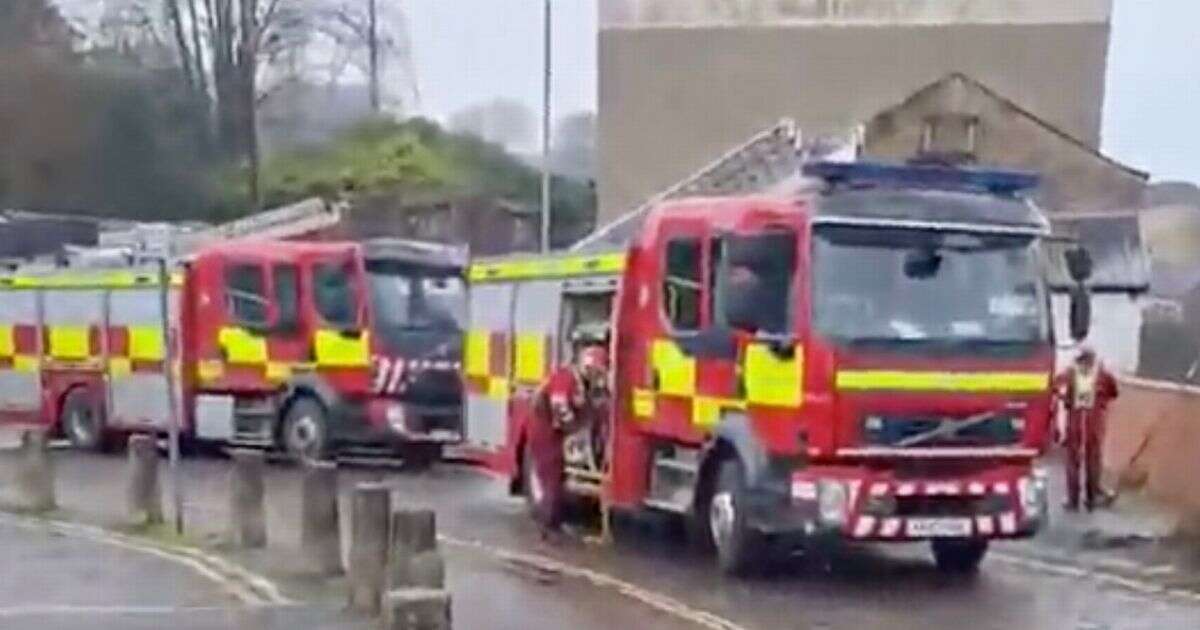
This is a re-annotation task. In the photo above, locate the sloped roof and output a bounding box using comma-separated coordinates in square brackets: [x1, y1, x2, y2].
[869, 72, 1149, 181]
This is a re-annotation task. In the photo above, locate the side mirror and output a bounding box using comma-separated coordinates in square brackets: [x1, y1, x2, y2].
[1069, 285, 1091, 342]
[1064, 247, 1093, 283]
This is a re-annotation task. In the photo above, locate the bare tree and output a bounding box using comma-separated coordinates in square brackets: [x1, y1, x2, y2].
[310, 0, 420, 114]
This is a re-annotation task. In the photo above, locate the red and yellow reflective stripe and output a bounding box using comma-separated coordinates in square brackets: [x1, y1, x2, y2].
[835, 370, 1049, 393]
[469, 253, 625, 283]
[513, 333, 548, 384]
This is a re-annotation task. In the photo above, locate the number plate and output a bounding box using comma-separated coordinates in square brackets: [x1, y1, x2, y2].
[906, 518, 972, 538]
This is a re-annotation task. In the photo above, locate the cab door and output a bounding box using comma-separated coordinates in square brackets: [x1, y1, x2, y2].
[640, 215, 711, 443]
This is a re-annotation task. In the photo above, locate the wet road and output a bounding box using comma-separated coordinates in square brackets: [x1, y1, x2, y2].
[27, 452, 1200, 629]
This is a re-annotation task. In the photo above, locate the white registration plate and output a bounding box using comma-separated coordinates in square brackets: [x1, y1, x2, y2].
[906, 518, 972, 538]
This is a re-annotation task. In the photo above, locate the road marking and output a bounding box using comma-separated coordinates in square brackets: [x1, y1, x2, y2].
[0, 512, 292, 607]
[991, 551, 1200, 605]
[440, 534, 748, 630]
[0, 604, 236, 618]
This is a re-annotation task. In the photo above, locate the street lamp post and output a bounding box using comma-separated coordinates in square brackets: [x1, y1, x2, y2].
[540, 0, 553, 252]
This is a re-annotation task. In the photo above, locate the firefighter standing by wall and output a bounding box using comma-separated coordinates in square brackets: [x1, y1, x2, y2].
[1054, 346, 1119, 512]
[526, 343, 610, 536]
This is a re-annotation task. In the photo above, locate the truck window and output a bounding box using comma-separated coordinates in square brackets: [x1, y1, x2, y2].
[273, 264, 300, 331]
[225, 264, 269, 327]
[714, 228, 796, 334]
[313, 260, 359, 329]
[663, 238, 702, 331]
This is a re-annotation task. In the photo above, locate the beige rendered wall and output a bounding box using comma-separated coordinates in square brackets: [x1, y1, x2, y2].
[861, 76, 1145, 214]
[598, 1, 1113, 221]
[601, 0, 1112, 27]
[1105, 378, 1200, 535]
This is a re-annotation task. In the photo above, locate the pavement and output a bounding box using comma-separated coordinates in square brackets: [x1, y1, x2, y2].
[2, 438, 1199, 629]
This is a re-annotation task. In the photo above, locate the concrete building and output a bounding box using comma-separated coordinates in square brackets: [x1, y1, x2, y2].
[599, 0, 1114, 222]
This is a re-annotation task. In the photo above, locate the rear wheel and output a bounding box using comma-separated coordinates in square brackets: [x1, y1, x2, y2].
[709, 459, 763, 576]
[931, 539, 989, 573]
[281, 397, 331, 462]
[61, 388, 108, 452]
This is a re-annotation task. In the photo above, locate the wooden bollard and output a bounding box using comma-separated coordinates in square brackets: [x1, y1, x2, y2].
[388, 508, 444, 590]
[382, 588, 452, 630]
[301, 460, 342, 575]
[126, 434, 163, 525]
[14, 430, 55, 512]
[348, 482, 391, 614]
[229, 449, 267, 548]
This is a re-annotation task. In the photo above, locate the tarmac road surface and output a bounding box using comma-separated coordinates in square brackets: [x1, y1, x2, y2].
[17, 450, 1200, 630]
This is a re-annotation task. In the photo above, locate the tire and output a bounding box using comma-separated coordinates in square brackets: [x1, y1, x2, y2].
[60, 388, 108, 452]
[402, 444, 442, 472]
[709, 459, 763, 576]
[931, 539, 989, 574]
[281, 397, 331, 462]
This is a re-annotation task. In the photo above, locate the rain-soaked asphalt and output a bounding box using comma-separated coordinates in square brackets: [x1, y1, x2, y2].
[15, 450, 1200, 630]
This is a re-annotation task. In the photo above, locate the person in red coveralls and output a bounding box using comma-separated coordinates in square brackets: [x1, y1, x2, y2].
[1053, 346, 1119, 512]
[526, 343, 610, 535]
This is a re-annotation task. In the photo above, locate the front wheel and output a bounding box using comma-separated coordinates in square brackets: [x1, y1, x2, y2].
[401, 443, 442, 472]
[61, 388, 108, 452]
[931, 539, 989, 574]
[708, 459, 763, 576]
[281, 397, 331, 463]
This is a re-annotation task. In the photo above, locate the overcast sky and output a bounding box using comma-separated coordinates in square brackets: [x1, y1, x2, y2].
[54, 1, 1200, 184]
[405, 0, 1198, 185]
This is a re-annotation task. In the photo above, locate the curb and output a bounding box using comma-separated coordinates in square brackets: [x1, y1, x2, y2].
[0, 511, 292, 607]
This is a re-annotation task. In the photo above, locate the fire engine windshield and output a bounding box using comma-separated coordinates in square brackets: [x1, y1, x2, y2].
[367, 263, 466, 332]
[813, 225, 1047, 349]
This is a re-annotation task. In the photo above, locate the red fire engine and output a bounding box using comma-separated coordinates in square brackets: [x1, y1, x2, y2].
[458, 124, 1093, 574]
[0, 238, 467, 463]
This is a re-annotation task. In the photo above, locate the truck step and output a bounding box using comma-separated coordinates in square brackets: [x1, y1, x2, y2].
[645, 449, 701, 514]
[643, 497, 692, 514]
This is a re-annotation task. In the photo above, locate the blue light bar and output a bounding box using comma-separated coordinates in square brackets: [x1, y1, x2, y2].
[803, 161, 1041, 196]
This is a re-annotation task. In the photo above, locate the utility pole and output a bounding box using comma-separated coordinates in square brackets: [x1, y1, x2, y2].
[158, 259, 184, 535]
[540, 0, 552, 252]
[368, 0, 380, 112]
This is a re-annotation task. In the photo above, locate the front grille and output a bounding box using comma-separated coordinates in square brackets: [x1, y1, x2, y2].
[862, 414, 1020, 447]
[404, 369, 462, 406]
[404, 407, 461, 433]
[894, 495, 1004, 517]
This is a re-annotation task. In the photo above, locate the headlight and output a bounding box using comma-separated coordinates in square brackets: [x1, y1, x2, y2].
[386, 403, 407, 432]
[818, 480, 849, 526]
[1018, 469, 1048, 520]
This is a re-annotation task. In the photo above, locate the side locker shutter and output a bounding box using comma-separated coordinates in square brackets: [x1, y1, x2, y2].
[0, 286, 40, 414]
[107, 286, 172, 430]
[512, 280, 561, 388]
[463, 282, 515, 450]
[43, 289, 104, 363]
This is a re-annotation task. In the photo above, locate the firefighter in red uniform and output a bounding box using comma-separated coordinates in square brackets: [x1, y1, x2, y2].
[526, 343, 609, 534]
[1053, 347, 1119, 512]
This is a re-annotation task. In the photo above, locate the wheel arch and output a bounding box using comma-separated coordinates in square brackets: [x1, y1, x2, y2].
[277, 376, 337, 434]
[54, 381, 104, 432]
[695, 412, 771, 513]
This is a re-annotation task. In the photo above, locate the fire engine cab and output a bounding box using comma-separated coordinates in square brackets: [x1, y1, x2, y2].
[461, 145, 1093, 574]
[0, 238, 467, 464]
